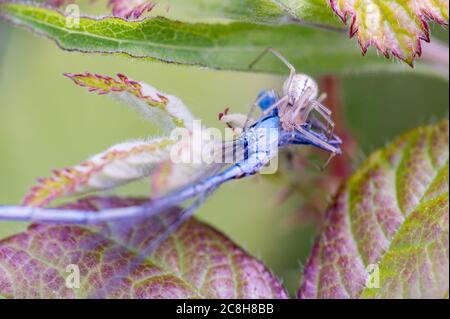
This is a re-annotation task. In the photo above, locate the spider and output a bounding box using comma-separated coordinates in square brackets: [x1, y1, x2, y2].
[220, 48, 337, 168]
[248, 48, 334, 135]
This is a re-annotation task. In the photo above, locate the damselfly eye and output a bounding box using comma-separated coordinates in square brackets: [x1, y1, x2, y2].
[257, 90, 278, 111]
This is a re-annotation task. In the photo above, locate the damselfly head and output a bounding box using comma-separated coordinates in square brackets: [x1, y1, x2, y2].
[257, 90, 278, 112]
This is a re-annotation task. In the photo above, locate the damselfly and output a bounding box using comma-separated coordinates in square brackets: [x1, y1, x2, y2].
[0, 49, 342, 262]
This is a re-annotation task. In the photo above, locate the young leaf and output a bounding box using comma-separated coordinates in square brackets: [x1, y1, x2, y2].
[108, 0, 156, 20]
[48, 0, 157, 19]
[298, 120, 449, 298]
[0, 1, 405, 75]
[65, 73, 195, 130]
[330, 0, 449, 65]
[0, 196, 288, 298]
[23, 138, 174, 207]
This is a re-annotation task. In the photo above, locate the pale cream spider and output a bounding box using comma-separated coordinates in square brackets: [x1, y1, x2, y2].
[248, 48, 335, 141]
[219, 48, 338, 168]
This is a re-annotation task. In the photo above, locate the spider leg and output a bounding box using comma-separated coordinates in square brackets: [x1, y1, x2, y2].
[307, 115, 335, 142]
[307, 115, 328, 131]
[241, 48, 299, 131]
[317, 92, 327, 103]
[327, 123, 335, 141]
[321, 151, 336, 171]
[248, 48, 297, 95]
[291, 88, 314, 121]
[296, 125, 338, 154]
[243, 102, 259, 130]
[311, 100, 332, 115]
[296, 125, 337, 170]
[243, 92, 269, 130]
[304, 101, 335, 139]
[262, 94, 289, 116]
[249, 48, 296, 75]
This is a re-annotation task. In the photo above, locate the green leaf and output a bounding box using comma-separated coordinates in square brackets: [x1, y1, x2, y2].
[0, 196, 288, 298]
[168, 0, 449, 66]
[298, 120, 449, 299]
[154, 0, 342, 27]
[0, 1, 408, 75]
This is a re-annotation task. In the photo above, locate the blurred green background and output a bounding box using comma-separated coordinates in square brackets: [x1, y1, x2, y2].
[0, 13, 448, 295]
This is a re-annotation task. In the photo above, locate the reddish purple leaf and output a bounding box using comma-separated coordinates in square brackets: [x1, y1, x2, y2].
[329, 0, 449, 65]
[298, 120, 449, 299]
[108, 0, 156, 20]
[46, 0, 75, 8]
[0, 197, 288, 299]
[47, 0, 156, 20]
